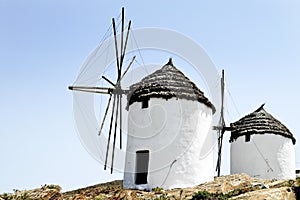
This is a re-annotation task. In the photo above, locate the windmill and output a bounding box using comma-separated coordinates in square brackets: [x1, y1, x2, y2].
[68, 7, 135, 174]
[213, 69, 230, 177]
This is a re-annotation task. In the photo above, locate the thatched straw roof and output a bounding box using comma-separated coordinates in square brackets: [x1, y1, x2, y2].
[230, 104, 296, 144]
[127, 58, 215, 113]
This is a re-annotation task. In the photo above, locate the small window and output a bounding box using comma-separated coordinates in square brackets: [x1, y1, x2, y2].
[135, 150, 149, 185]
[141, 99, 149, 109]
[245, 134, 251, 142]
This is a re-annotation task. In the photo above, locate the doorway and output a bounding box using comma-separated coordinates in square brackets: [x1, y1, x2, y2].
[135, 150, 150, 185]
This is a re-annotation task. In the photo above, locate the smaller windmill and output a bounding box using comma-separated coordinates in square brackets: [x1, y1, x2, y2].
[69, 7, 135, 173]
[229, 103, 296, 179]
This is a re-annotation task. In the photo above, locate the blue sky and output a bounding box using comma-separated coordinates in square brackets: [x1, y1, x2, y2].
[1, 0, 300, 193]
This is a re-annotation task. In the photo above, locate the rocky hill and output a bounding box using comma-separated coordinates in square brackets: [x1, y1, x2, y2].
[1, 174, 299, 199]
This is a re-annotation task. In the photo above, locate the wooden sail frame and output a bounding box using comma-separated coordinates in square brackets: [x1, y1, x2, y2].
[213, 70, 231, 177]
[68, 7, 135, 174]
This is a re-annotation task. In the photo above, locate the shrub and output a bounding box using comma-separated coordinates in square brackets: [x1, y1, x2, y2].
[192, 191, 228, 200]
[152, 187, 164, 194]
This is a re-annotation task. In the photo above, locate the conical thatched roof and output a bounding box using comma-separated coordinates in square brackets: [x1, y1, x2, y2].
[127, 58, 215, 113]
[230, 104, 296, 144]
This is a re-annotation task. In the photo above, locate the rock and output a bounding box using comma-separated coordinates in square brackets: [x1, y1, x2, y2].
[231, 187, 296, 200]
[0, 184, 62, 200]
[71, 194, 88, 200]
[1, 175, 299, 199]
[192, 173, 270, 194]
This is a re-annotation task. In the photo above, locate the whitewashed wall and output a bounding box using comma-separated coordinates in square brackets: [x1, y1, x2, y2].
[230, 134, 295, 180]
[123, 98, 213, 190]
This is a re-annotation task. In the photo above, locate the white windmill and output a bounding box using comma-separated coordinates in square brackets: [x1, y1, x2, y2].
[211, 76, 297, 180]
[123, 58, 216, 189]
[229, 104, 296, 179]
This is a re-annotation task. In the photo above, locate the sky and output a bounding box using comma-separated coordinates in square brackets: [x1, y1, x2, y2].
[1, 0, 300, 193]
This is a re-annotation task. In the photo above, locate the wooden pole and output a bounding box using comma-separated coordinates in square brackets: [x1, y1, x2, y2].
[112, 18, 120, 73]
[217, 69, 225, 177]
[104, 94, 116, 170]
[111, 94, 120, 173]
[120, 7, 124, 77]
[119, 95, 122, 149]
[120, 20, 131, 69]
[98, 94, 112, 136]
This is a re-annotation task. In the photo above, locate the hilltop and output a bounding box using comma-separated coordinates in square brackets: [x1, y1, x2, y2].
[1, 174, 299, 199]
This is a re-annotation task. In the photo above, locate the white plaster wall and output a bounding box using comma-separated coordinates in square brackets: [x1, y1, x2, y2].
[230, 134, 295, 180]
[123, 98, 213, 190]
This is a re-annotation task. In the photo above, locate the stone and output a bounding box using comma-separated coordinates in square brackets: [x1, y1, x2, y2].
[1, 174, 299, 200]
[231, 187, 295, 200]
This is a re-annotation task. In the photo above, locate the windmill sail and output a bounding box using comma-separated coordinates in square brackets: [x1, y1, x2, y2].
[214, 70, 226, 177]
[68, 7, 134, 173]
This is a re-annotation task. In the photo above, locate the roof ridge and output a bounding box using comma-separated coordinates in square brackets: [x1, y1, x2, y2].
[254, 103, 265, 112]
